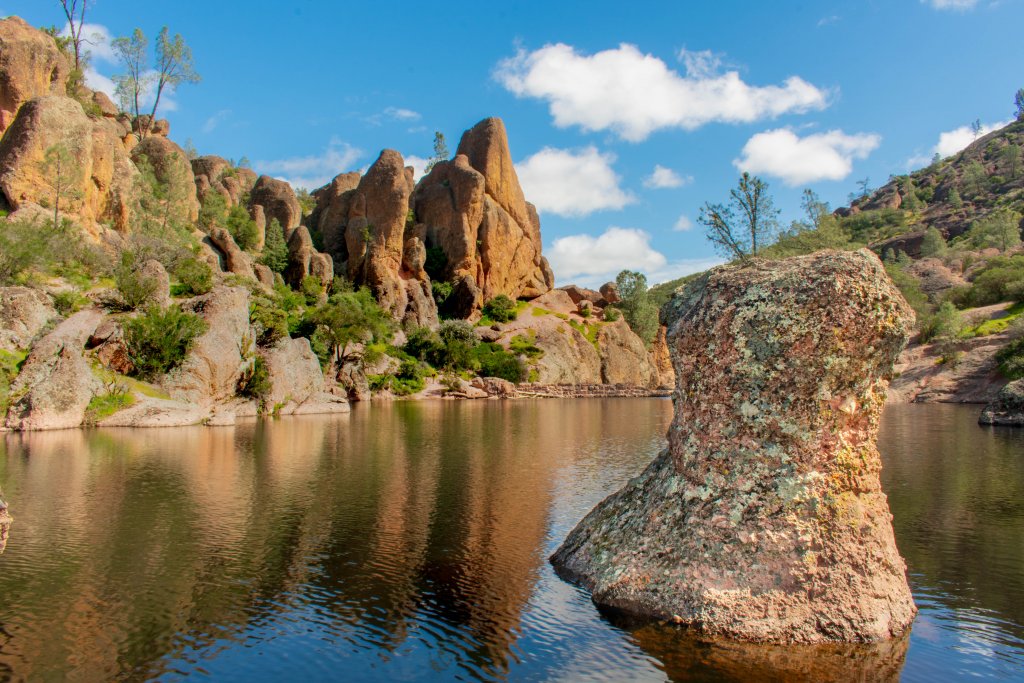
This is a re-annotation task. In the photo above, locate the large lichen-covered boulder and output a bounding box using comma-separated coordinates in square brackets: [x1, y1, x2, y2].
[4, 309, 103, 430]
[191, 155, 257, 210]
[0, 286, 56, 352]
[162, 287, 250, 405]
[412, 117, 553, 309]
[552, 249, 917, 644]
[0, 17, 71, 133]
[0, 96, 138, 230]
[979, 379, 1024, 426]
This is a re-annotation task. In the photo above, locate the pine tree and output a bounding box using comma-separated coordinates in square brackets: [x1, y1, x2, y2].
[920, 227, 947, 258]
[260, 218, 288, 273]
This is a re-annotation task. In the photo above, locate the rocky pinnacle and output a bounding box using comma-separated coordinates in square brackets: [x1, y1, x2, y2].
[552, 249, 917, 644]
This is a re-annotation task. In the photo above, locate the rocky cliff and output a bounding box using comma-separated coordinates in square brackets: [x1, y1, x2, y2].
[552, 250, 917, 643]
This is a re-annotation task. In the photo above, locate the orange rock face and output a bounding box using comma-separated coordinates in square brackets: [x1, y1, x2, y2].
[552, 250, 918, 644]
[0, 17, 70, 135]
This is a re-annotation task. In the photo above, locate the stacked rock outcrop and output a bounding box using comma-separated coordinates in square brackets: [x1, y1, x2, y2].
[552, 250, 917, 644]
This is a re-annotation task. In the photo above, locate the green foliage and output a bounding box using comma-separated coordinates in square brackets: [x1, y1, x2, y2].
[226, 205, 259, 251]
[900, 176, 923, 212]
[425, 131, 449, 174]
[0, 219, 48, 284]
[172, 257, 212, 296]
[198, 190, 228, 232]
[38, 143, 83, 229]
[431, 280, 453, 307]
[996, 336, 1024, 379]
[508, 334, 543, 359]
[614, 270, 658, 344]
[955, 209, 1022, 252]
[295, 188, 316, 216]
[837, 209, 908, 244]
[424, 247, 448, 281]
[238, 356, 272, 399]
[435, 320, 477, 369]
[962, 301, 1024, 337]
[84, 380, 135, 425]
[920, 301, 964, 344]
[1000, 144, 1021, 179]
[947, 255, 1024, 308]
[113, 252, 158, 311]
[961, 161, 988, 199]
[948, 187, 963, 209]
[369, 358, 430, 395]
[885, 261, 931, 323]
[699, 172, 780, 260]
[260, 218, 289, 273]
[0, 217, 108, 286]
[132, 152, 194, 244]
[123, 305, 206, 379]
[52, 290, 89, 315]
[920, 227, 948, 258]
[250, 296, 289, 347]
[0, 349, 28, 416]
[301, 275, 324, 304]
[306, 287, 395, 362]
[471, 343, 527, 383]
[482, 295, 518, 323]
[765, 189, 856, 258]
[602, 306, 620, 322]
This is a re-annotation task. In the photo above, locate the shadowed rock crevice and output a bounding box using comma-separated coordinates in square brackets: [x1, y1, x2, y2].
[552, 249, 917, 644]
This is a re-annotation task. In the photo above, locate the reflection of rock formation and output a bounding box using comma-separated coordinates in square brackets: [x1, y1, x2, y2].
[553, 250, 918, 643]
[623, 618, 909, 682]
[0, 498, 11, 554]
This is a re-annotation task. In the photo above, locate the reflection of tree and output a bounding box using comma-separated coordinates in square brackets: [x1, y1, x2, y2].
[0, 401, 674, 680]
[880, 404, 1024, 638]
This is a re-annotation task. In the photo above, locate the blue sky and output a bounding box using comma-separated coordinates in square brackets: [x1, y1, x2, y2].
[9, 0, 1024, 287]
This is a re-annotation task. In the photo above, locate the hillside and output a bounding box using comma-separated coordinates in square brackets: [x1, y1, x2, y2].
[0, 16, 667, 432]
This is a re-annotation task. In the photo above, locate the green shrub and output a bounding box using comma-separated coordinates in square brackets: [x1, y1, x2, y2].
[948, 255, 1024, 308]
[301, 275, 324, 305]
[239, 356, 272, 399]
[431, 280, 453, 307]
[123, 305, 207, 379]
[173, 257, 213, 296]
[919, 301, 964, 344]
[0, 349, 27, 415]
[482, 295, 518, 323]
[52, 290, 89, 315]
[226, 205, 260, 251]
[113, 253, 158, 311]
[250, 296, 289, 346]
[996, 337, 1024, 379]
[508, 334, 544, 359]
[84, 384, 135, 424]
[471, 342, 527, 383]
[404, 327, 444, 363]
[603, 307, 621, 322]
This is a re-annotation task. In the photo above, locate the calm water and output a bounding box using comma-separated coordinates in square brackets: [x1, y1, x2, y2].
[0, 400, 1021, 682]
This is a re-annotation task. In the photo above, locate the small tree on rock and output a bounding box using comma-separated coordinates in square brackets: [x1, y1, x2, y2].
[112, 29, 150, 120]
[425, 131, 449, 173]
[144, 27, 200, 137]
[614, 270, 658, 345]
[38, 143, 83, 230]
[260, 218, 289, 273]
[920, 227, 947, 258]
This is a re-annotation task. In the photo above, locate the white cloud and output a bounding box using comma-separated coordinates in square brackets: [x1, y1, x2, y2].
[256, 137, 362, 191]
[515, 146, 634, 217]
[547, 226, 720, 287]
[817, 15, 841, 26]
[385, 106, 421, 121]
[404, 154, 430, 182]
[921, 0, 979, 10]
[734, 128, 881, 185]
[547, 227, 666, 283]
[643, 164, 691, 189]
[61, 22, 117, 64]
[202, 109, 231, 134]
[676, 48, 723, 78]
[908, 119, 1012, 168]
[84, 68, 115, 99]
[495, 43, 830, 142]
[673, 215, 693, 232]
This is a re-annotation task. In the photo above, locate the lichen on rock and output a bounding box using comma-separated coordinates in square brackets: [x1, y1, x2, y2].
[551, 249, 917, 644]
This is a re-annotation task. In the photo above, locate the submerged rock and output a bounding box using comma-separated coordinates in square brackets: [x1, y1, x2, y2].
[979, 379, 1024, 426]
[551, 249, 917, 644]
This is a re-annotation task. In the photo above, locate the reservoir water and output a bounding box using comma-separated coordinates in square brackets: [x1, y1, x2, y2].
[0, 400, 1021, 681]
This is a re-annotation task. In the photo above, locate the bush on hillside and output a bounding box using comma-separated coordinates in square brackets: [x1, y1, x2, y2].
[172, 256, 213, 296]
[123, 305, 207, 379]
[483, 295, 518, 323]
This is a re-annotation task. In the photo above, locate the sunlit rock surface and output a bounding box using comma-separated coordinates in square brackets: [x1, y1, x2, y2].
[552, 249, 917, 643]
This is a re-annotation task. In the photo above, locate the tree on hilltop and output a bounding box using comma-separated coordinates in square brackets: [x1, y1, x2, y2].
[425, 132, 449, 173]
[147, 27, 200, 137]
[56, 0, 88, 72]
[1015, 88, 1024, 121]
[698, 172, 779, 261]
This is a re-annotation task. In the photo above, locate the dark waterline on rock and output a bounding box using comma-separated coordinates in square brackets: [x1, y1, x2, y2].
[0, 400, 1021, 681]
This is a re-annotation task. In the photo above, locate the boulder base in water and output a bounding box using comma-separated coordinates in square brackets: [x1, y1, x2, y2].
[552, 249, 917, 644]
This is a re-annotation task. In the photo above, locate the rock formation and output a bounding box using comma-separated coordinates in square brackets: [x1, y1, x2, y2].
[249, 175, 301, 235]
[979, 379, 1024, 426]
[4, 309, 103, 430]
[0, 286, 56, 352]
[130, 134, 200, 223]
[311, 149, 437, 327]
[411, 117, 553, 316]
[551, 250, 917, 644]
[0, 17, 70, 134]
[0, 95, 137, 230]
